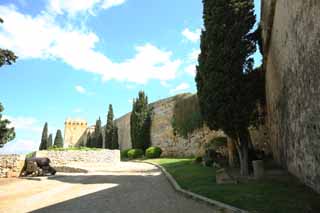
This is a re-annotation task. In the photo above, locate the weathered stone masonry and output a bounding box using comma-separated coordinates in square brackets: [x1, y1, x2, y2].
[0, 154, 25, 178]
[115, 94, 225, 157]
[262, 0, 320, 193]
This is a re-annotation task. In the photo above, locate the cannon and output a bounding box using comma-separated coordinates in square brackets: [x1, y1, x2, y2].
[23, 157, 56, 177]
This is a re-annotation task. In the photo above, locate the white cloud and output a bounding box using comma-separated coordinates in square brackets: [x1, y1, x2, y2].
[0, 139, 39, 154]
[73, 108, 83, 113]
[4, 116, 42, 133]
[182, 28, 201, 43]
[48, 0, 125, 15]
[75, 85, 86, 94]
[188, 49, 200, 62]
[0, 6, 180, 84]
[160, 81, 171, 88]
[102, 0, 126, 9]
[185, 64, 196, 77]
[170, 83, 190, 94]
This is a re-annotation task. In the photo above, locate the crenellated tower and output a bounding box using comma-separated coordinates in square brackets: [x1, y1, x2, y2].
[64, 118, 88, 147]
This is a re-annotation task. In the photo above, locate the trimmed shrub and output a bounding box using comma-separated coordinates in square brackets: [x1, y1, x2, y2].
[121, 149, 130, 159]
[127, 149, 144, 159]
[145, 147, 162, 159]
[193, 156, 203, 164]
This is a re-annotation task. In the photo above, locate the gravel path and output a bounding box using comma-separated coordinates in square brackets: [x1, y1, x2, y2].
[0, 162, 219, 213]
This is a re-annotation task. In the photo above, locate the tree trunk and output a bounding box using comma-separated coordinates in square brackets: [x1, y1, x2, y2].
[227, 137, 236, 168]
[236, 131, 250, 176]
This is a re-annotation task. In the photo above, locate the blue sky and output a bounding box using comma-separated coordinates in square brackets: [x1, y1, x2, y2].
[0, 0, 261, 154]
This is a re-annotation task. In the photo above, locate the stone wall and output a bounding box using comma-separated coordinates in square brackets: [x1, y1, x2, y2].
[35, 150, 120, 166]
[0, 155, 26, 178]
[150, 94, 225, 157]
[115, 94, 225, 157]
[262, 0, 320, 193]
[114, 112, 132, 150]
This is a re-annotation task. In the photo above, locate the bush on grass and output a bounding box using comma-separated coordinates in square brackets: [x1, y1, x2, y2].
[145, 147, 162, 159]
[127, 149, 144, 159]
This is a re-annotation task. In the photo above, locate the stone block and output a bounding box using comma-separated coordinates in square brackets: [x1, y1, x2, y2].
[216, 168, 237, 184]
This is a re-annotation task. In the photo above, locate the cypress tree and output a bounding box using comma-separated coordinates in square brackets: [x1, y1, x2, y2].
[47, 134, 53, 149]
[105, 104, 114, 149]
[97, 132, 103, 148]
[93, 117, 102, 148]
[86, 132, 92, 147]
[39, 122, 48, 150]
[111, 126, 119, 149]
[196, 0, 258, 176]
[0, 103, 15, 148]
[130, 91, 151, 151]
[53, 129, 63, 148]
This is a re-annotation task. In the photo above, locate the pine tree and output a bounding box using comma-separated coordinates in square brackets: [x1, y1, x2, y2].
[53, 129, 63, 148]
[0, 103, 15, 148]
[105, 104, 114, 149]
[130, 91, 151, 151]
[196, 0, 258, 176]
[0, 18, 17, 68]
[39, 123, 48, 150]
[47, 134, 53, 149]
[111, 126, 119, 149]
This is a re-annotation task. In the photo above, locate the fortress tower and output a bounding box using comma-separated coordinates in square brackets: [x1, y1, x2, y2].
[64, 118, 88, 147]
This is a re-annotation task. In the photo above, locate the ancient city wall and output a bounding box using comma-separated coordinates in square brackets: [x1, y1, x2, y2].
[0, 154, 26, 178]
[115, 94, 225, 157]
[35, 150, 120, 166]
[262, 0, 320, 193]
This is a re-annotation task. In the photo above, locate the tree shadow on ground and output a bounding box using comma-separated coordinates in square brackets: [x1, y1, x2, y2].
[29, 171, 217, 213]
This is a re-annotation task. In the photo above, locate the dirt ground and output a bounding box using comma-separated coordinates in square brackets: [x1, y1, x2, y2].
[0, 162, 220, 213]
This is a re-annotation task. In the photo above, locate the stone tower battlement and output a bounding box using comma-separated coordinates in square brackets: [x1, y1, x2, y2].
[64, 118, 88, 148]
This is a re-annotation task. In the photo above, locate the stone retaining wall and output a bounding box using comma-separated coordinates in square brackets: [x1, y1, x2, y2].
[35, 150, 120, 166]
[262, 0, 320, 193]
[0, 155, 26, 178]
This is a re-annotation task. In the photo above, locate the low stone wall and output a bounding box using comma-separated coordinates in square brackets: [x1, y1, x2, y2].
[0, 155, 26, 178]
[35, 150, 120, 166]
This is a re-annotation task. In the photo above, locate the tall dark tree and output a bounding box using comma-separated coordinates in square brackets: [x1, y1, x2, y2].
[0, 103, 15, 148]
[53, 129, 63, 148]
[105, 104, 114, 149]
[130, 91, 151, 151]
[86, 132, 92, 147]
[39, 123, 48, 150]
[97, 133, 103, 148]
[92, 117, 102, 148]
[0, 18, 17, 148]
[47, 133, 53, 149]
[0, 18, 17, 67]
[196, 0, 258, 176]
[111, 126, 119, 149]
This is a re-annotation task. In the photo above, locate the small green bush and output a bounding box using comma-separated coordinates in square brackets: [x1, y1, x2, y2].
[121, 149, 130, 158]
[26, 151, 36, 158]
[145, 147, 162, 159]
[193, 156, 203, 164]
[127, 149, 144, 159]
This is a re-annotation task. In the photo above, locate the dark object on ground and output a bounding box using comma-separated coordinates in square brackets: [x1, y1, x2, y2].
[23, 157, 56, 177]
[203, 149, 227, 167]
[216, 168, 237, 184]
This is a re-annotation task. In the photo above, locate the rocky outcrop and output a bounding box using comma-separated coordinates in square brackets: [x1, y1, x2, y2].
[0, 154, 26, 178]
[262, 0, 320, 193]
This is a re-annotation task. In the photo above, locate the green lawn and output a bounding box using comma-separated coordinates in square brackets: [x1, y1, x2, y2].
[144, 158, 320, 213]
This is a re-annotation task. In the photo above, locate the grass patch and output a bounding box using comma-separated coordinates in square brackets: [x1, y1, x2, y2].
[145, 158, 320, 213]
[47, 146, 103, 151]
